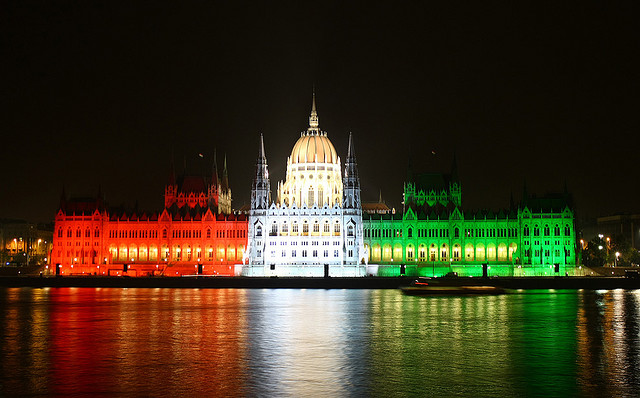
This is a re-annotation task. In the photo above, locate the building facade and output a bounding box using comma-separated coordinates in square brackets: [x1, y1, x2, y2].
[50, 160, 247, 276]
[243, 96, 365, 276]
[1, 220, 53, 266]
[363, 163, 577, 277]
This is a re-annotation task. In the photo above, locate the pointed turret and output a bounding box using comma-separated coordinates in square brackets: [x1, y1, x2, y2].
[451, 151, 459, 183]
[168, 154, 176, 186]
[343, 132, 361, 209]
[520, 179, 529, 209]
[307, 91, 320, 134]
[59, 185, 67, 211]
[449, 151, 462, 207]
[251, 134, 271, 210]
[222, 154, 229, 190]
[164, 152, 179, 208]
[212, 149, 219, 186]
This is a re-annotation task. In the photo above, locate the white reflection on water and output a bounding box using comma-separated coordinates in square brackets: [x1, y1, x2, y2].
[242, 289, 370, 397]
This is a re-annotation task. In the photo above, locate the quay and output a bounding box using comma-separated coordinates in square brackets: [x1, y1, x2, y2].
[1, 275, 640, 290]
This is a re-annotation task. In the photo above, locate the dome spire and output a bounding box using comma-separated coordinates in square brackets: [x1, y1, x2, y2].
[308, 91, 320, 134]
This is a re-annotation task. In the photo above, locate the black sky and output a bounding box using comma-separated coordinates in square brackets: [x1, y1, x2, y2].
[2, 1, 639, 223]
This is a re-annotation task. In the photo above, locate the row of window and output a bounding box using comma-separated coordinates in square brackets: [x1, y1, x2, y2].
[257, 224, 354, 237]
[364, 224, 572, 240]
[258, 249, 354, 258]
[59, 228, 100, 238]
[523, 225, 572, 237]
[59, 227, 245, 240]
[110, 230, 159, 239]
[524, 249, 572, 257]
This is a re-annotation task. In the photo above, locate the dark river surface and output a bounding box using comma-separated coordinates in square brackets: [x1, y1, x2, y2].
[1, 287, 639, 397]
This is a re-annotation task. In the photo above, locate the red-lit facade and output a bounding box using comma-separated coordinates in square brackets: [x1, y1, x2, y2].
[51, 163, 248, 276]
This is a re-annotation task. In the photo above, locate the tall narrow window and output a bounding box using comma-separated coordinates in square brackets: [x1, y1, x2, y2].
[318, 187, 324, 207]
[308, 187, 314, 207]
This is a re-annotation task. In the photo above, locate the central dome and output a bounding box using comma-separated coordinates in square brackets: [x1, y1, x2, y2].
[288, 92, 338, 165]
[290, 132, 338, 164]
[278, 93, 343, 208]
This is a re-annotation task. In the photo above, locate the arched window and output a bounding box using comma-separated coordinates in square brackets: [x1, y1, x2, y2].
[58, 228, 63, 238]
[206, 229, 211, 239]
[533, 225, 540, 236]
[429, 244, 437, 261]
[318, 187, 324, 207]
[94, 228, 99, 238]
[313, 221, 320, 233]
[271, 223, 277, 236]
[85, 228, 90, 238]
[564, 225, 571, 236]
[440, 244, 448, 261]
[323, 221, 330, 233]
[544, 225, 550, 236]
[408, 228, 413, 238]
[347, 225, 354, 237]
[162, 229, 167, 239]
[554, 225, 560, 236]
[523, 225, 530, 237]
[454, 227, 459, 238]
[76, 228, 81, 238]
[334, 222, 341, 235]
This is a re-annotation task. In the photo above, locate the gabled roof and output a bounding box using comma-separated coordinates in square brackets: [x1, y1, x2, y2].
[177, 175, 208, 194]
[411, 172, 452, 192]
[522, 193, 572, 213]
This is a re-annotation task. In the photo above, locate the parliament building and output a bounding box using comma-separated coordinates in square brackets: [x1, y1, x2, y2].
[51, 94, 577, 277]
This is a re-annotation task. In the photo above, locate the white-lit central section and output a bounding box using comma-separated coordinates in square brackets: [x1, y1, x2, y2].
[277, 132, 343, 208]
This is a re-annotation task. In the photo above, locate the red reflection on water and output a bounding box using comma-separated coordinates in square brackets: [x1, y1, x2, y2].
[46, 288, 248, 396]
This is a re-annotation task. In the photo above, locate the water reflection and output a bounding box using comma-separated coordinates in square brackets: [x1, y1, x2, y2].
[1, 288, 640, 396]
[576, 289, 640, 396]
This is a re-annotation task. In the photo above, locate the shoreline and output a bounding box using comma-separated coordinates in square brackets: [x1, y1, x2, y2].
[1, 275, 640, 290]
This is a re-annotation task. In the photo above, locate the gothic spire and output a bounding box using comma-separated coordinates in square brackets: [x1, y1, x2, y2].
[451, 151, 459, 182]
[168, 152, 176, 185]
[343, 132, 361, 209]
[308, 91, 319, 134]
[222, 153, 229, 190]
[251, 134, 270, 209]
[212, 149, 219, 185]
[347, 130, 355, 159]
[59, 185, 67, 211]
[258, 133, 266, 162]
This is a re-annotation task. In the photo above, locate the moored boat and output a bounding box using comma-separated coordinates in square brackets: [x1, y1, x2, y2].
[401, 277, 506, 295]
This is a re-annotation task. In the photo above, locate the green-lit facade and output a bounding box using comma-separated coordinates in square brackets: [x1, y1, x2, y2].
[362, 160, 577, 277]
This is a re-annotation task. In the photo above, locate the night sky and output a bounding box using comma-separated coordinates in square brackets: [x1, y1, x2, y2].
[3, 1, 638, 224]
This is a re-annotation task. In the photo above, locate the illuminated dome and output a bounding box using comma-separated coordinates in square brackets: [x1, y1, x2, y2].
[278, 93, 343, 208]
[290, 132, 338, 164]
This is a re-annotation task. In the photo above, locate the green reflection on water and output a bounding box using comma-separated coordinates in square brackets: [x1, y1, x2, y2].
[366, 290, 579, 397]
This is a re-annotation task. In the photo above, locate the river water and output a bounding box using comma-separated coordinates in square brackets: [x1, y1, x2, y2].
[1, 287, 639, 397]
